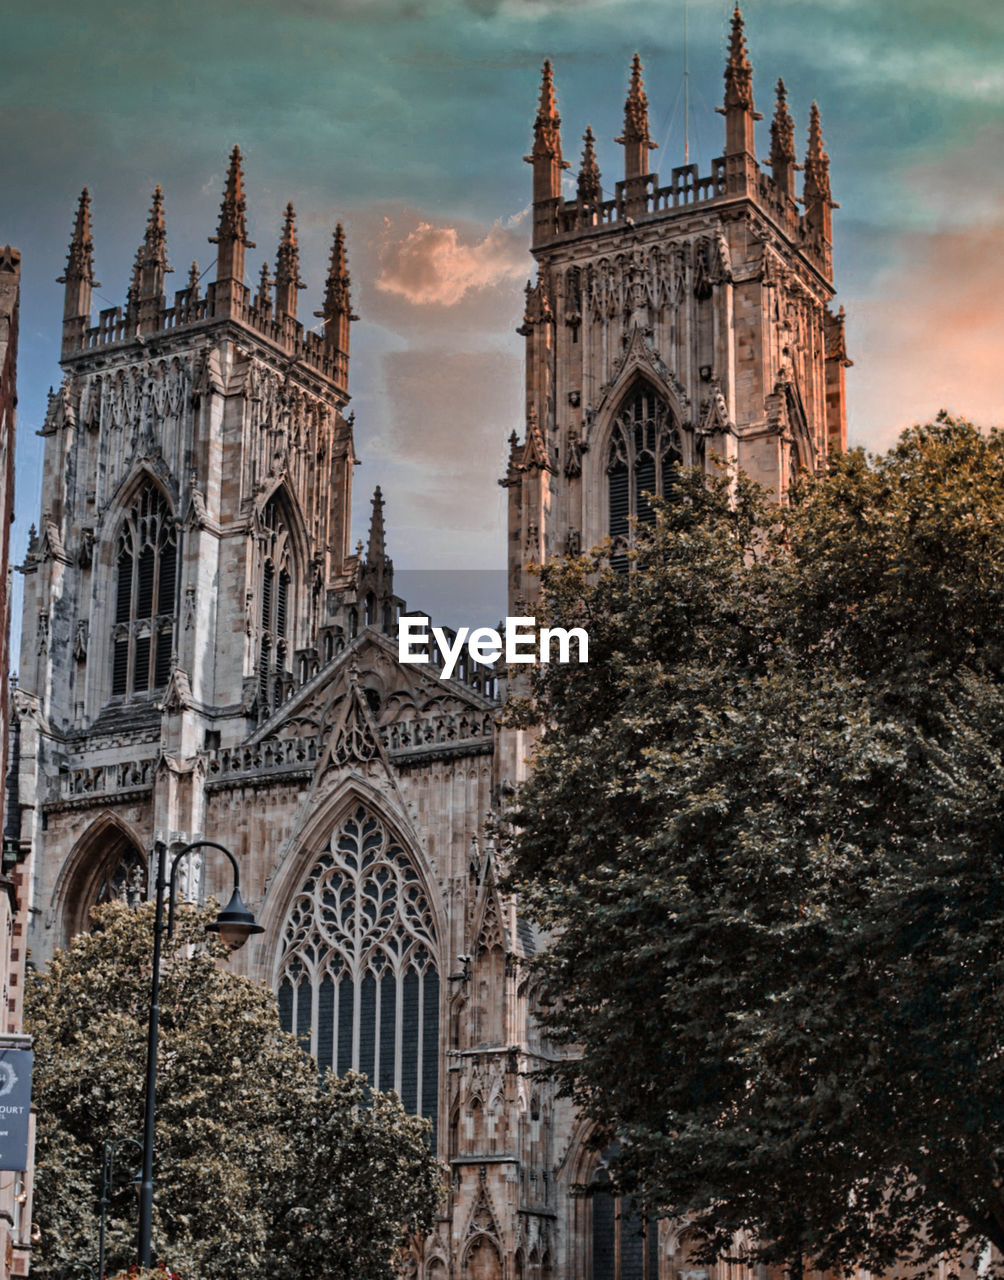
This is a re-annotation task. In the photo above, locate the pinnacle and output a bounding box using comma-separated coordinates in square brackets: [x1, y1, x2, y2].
[141, 186, 169, 273]
[275, 202, 305, 291]
[527, 58, 563, 165]
[804, 101, 832, 202]
[617, 52, 655, 151]
[770, 77, 796, 164]
[728, 7, 750, 70]
[212, 143, 253, 248]
[321, 220, 354, 320]
[367, 485, 386, 562]
[538, 59, 558, 121]
[60, 187, 95, 283]
[578, 126, 602, 204]
[808, 101, 825, 157]
[723, 4, 755, 112]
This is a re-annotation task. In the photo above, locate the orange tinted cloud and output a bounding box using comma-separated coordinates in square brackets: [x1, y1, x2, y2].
[376, 218, 526, 306]
[849, 131, 1004, 450]
[851, 216, 1004, 449]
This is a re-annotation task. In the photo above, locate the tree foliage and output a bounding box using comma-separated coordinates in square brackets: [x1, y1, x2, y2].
[506, 417, 1004, 1274]
[26, 900, 442, 1280]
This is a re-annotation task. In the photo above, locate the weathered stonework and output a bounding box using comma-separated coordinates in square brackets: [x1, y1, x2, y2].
[18, 13, 854, 1280]
[504, 11, 851, 617]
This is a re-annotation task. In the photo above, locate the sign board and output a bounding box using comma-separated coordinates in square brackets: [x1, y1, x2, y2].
[0, 1050, 32, 1171]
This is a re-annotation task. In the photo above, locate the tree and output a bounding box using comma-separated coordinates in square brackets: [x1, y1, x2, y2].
[26, 899, 442, 1280]
[506, 417, 1004, 1275]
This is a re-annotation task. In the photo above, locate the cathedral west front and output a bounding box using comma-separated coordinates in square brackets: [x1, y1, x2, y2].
[12, 10, 849, 1279]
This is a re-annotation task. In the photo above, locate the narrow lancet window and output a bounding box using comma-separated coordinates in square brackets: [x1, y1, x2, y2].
[111, 485, 177, 697]
[606, 385, 681, 568]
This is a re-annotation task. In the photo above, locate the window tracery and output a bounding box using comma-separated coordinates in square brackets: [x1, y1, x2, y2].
[278, 805, 440, 1138]
[94, 843, 148, 909]
[607, 385, 682, 568]
[112, 484, 177, 696]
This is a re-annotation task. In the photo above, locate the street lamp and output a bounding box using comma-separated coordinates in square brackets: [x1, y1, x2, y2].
[137, 840, 264, 1269]
[98, 1136, 142, 1280]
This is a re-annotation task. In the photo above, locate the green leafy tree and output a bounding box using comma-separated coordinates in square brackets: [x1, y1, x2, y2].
[506, 417, 1004, 1275]
[26, 900, 442, 1280]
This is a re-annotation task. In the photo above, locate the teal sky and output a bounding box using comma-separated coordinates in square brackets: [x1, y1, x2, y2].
[3, 0, 1003, 618]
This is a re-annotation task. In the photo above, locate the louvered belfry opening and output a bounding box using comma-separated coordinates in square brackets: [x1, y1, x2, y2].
[257, 498, 295, 715]
[112, 484, 178, 697]
[606, 384, 681, 571]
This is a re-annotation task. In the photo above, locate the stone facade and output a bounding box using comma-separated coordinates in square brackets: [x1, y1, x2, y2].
[18, 12, 850, 1280]
[504, 13, 850, 614]
[0, 243, 35, 1279]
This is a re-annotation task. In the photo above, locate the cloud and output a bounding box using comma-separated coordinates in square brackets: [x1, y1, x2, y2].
[846, 127, 1004, 450]
[376, 218, 526, 307]
[849, 214, 1004, 450]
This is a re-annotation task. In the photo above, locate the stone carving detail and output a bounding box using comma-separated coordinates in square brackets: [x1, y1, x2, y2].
[281, 805, 437, 978]
[96, 845, 148, 909]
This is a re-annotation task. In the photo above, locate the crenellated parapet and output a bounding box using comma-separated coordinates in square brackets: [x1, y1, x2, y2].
[527, 7, 837, 287]
[508, 3, 849, 616]
[58, 148, 356, 394]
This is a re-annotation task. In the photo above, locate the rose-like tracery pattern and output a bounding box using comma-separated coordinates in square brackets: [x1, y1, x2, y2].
[278, 805, 439, 1138]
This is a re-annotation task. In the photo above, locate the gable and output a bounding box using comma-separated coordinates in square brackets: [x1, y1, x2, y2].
[206, 629, 497, 790]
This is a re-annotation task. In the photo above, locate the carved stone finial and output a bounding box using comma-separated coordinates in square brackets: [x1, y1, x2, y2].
[59, 188, 96, 286]
[212, 145, 253, 249]
[616, 54, 657, 181]
[274, 202, 306, 319]
[724, 7, 754, 111]
[321, 222, 354, 319]
[255, 260, 273, 315]
[804, 101, 832, 201]
[367, 485, 386, 565]
[577, 126, 602, 205]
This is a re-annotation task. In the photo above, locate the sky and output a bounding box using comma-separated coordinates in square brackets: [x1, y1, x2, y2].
[2, 0, 1003, 647]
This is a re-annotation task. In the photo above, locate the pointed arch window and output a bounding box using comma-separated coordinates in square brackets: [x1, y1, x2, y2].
[589, 1146, 660, 1280]
[278, 805, 440, 1143]
[112, 485, 177, 696]
[257, 498, 296, 712]
[607, 385, 682, 569]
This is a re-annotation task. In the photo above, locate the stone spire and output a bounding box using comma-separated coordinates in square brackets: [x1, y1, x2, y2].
[138, 186, 172, 319]
[577, 126, 602, 205]
[125, 246, 143, 318]
[273, 202, 305, 320]
[367, 485, 386, 564]
[720, 6, 760, 159]
[769, 78, 798, 202]
[210, 145, 254, 292]
[525, 61, 568, 245]
[57, 189, 98, 346]
[255, 260, 273, 318]
[186, 261, 201, 300]
[616, 54, 656, 181]
[317, 221, 356, 367]
[803, 101, 835, 243]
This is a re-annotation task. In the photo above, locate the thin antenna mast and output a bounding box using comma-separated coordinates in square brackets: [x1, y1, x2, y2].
[683, 0, 690, 164]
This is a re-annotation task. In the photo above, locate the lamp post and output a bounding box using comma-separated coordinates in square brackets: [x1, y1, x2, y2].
[137, 839, 263, 1269]
[97, 1136, 142, 1280]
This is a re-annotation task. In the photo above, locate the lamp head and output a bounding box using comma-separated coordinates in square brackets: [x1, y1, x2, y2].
[205, 886, 265, 950]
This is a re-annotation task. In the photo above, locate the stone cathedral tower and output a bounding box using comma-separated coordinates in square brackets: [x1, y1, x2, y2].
[504, 9, 850, 613]
[14, 11, 848, 1280]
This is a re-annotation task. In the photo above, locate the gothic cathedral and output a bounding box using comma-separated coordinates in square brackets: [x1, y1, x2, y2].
[14, 11, 847, 1280]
